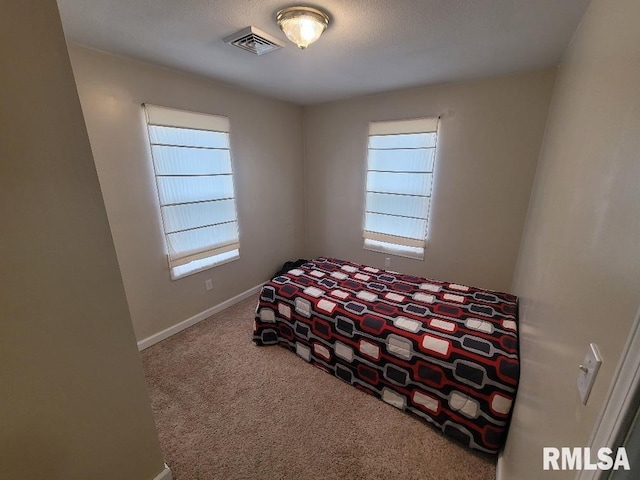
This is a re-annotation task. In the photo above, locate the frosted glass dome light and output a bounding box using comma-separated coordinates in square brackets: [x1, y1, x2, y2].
[276, 6, 330, 50]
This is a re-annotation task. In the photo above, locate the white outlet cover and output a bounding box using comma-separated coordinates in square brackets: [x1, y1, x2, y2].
[577, 343, 602, 405]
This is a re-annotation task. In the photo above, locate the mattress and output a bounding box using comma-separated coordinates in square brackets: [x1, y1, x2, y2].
[252, 257, 519, 453]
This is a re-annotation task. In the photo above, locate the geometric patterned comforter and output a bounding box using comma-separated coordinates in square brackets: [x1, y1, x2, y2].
[252, 257, 519, 454]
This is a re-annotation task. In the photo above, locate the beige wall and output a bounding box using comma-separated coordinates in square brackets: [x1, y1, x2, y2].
[0, 2, 165, 480]
[303, 70, 556, 292]
[68, 45, 305, 342]
[502, 0, 640, 477]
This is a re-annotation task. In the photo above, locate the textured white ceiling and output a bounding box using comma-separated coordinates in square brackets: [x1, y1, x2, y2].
[57, 0, 591, 105]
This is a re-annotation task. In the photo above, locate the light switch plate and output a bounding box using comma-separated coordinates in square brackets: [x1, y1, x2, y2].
[577, 343, 602, 405]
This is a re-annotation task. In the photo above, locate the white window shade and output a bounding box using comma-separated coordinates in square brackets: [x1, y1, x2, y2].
[363, 117, 439, 260]
[145, 104, 230, 132]
[144, 104, 240, 279]
[369, 117, 439, 135]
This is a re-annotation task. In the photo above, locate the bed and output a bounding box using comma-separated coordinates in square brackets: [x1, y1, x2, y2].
[252, 257, 519, 454]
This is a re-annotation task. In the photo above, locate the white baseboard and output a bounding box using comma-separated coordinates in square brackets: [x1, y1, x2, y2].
[495, 450, 504, 480]
[153, 464, 172, 480]
[137, 282, 264, 351]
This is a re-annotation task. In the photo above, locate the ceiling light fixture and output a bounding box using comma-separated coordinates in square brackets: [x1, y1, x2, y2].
[276, 6, 330, 50]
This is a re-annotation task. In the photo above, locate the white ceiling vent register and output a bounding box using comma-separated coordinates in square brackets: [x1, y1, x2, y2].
[223, 26, 285, 55]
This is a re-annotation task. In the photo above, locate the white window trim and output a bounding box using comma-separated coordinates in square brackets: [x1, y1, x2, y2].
[143, 104, 240, 280]
[362, 117, 440, 260]
[170, 249, 240, 280]
[363, 238, 428, 260]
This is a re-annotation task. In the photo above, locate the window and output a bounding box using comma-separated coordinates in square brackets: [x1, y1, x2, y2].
[363, 117, 439, 260]
[143, 104, 240, 279]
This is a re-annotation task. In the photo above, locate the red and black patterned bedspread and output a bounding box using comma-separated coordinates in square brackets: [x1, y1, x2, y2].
[252, 257, 519, 453]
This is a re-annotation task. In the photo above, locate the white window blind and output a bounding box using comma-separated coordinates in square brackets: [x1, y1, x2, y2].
[143, 104, 240, 279]
[363, 117, 439, 260]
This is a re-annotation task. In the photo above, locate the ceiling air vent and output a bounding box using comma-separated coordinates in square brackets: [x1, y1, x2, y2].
[223, 26, 285, 56]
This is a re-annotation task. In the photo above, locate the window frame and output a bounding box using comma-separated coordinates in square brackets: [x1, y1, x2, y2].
[143, 104, 241, 280]
[362, 117, 440, 260]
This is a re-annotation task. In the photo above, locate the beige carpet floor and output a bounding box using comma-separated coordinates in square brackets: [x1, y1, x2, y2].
[141, 295, 496, 480]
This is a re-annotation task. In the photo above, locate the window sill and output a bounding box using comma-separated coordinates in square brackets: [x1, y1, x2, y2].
[170, 249, 240, 280]
[363, 239, 425, 260]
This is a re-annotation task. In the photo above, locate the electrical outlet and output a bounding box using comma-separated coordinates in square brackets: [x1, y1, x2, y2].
[205, 279, 213, 291]
[384, 257, 391, 268]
